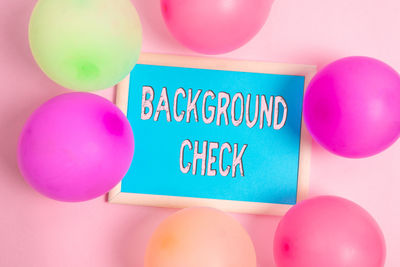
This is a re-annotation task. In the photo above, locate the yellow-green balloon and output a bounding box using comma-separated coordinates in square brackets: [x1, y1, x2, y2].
[29, 0, 142, 91]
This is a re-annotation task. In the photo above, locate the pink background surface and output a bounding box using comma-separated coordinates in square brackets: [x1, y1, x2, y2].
[1, 0, 399, 266]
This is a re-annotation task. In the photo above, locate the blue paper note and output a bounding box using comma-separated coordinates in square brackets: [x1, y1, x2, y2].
[121, 64, 305, 205]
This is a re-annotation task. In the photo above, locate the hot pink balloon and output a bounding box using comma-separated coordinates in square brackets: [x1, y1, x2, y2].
[274, 196, 386, 267]
[145, 207, 256, 267]
[304, 56, 400, 158]
[18, 92, 134, 202]
[161, 0, 274, 54]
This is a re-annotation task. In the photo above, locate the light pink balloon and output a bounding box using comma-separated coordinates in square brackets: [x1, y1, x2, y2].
[274, 196, 386, 267]
[304, 56, 400, 158]
[161, 0, 274, 54]
[145, 207, 256, 267]
[18, 92, 134, 202]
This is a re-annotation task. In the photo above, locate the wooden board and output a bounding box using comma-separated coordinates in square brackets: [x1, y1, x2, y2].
[108, 53, 316, 215]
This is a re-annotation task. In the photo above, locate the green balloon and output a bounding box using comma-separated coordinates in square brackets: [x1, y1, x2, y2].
[29, 0, 142, 91]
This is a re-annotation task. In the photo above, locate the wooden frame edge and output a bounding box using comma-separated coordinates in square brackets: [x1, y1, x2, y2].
[110, 192, 292, 216]
[296, 68, 316, 203]
[108, 53, 316, 215]
[136, 53, 316, 77]
[108, 74, 130, 203]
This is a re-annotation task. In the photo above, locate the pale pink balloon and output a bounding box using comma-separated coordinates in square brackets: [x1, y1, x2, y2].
[274, 196, 386, 267]
[145, 207, 256, 267]
[161, 0, 274, 54]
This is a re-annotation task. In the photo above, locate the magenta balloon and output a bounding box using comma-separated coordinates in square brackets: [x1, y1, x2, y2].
[18, 93, 134, 202]
[304, 56, 400, 158]
[161, 0, 273, 54]
[274, 196, 386, 267]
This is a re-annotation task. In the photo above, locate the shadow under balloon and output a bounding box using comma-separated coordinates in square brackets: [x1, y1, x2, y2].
[231, 213, 281, 267]
[281, 46, 343, 71]
[131, 0, 192, 54]
[111, 206, 177, 267]
[1, 0, 36, 69]
[0, 0, 68, 190]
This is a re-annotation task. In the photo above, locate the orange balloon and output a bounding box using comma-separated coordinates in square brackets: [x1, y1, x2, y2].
[145, 207, 256, 267]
